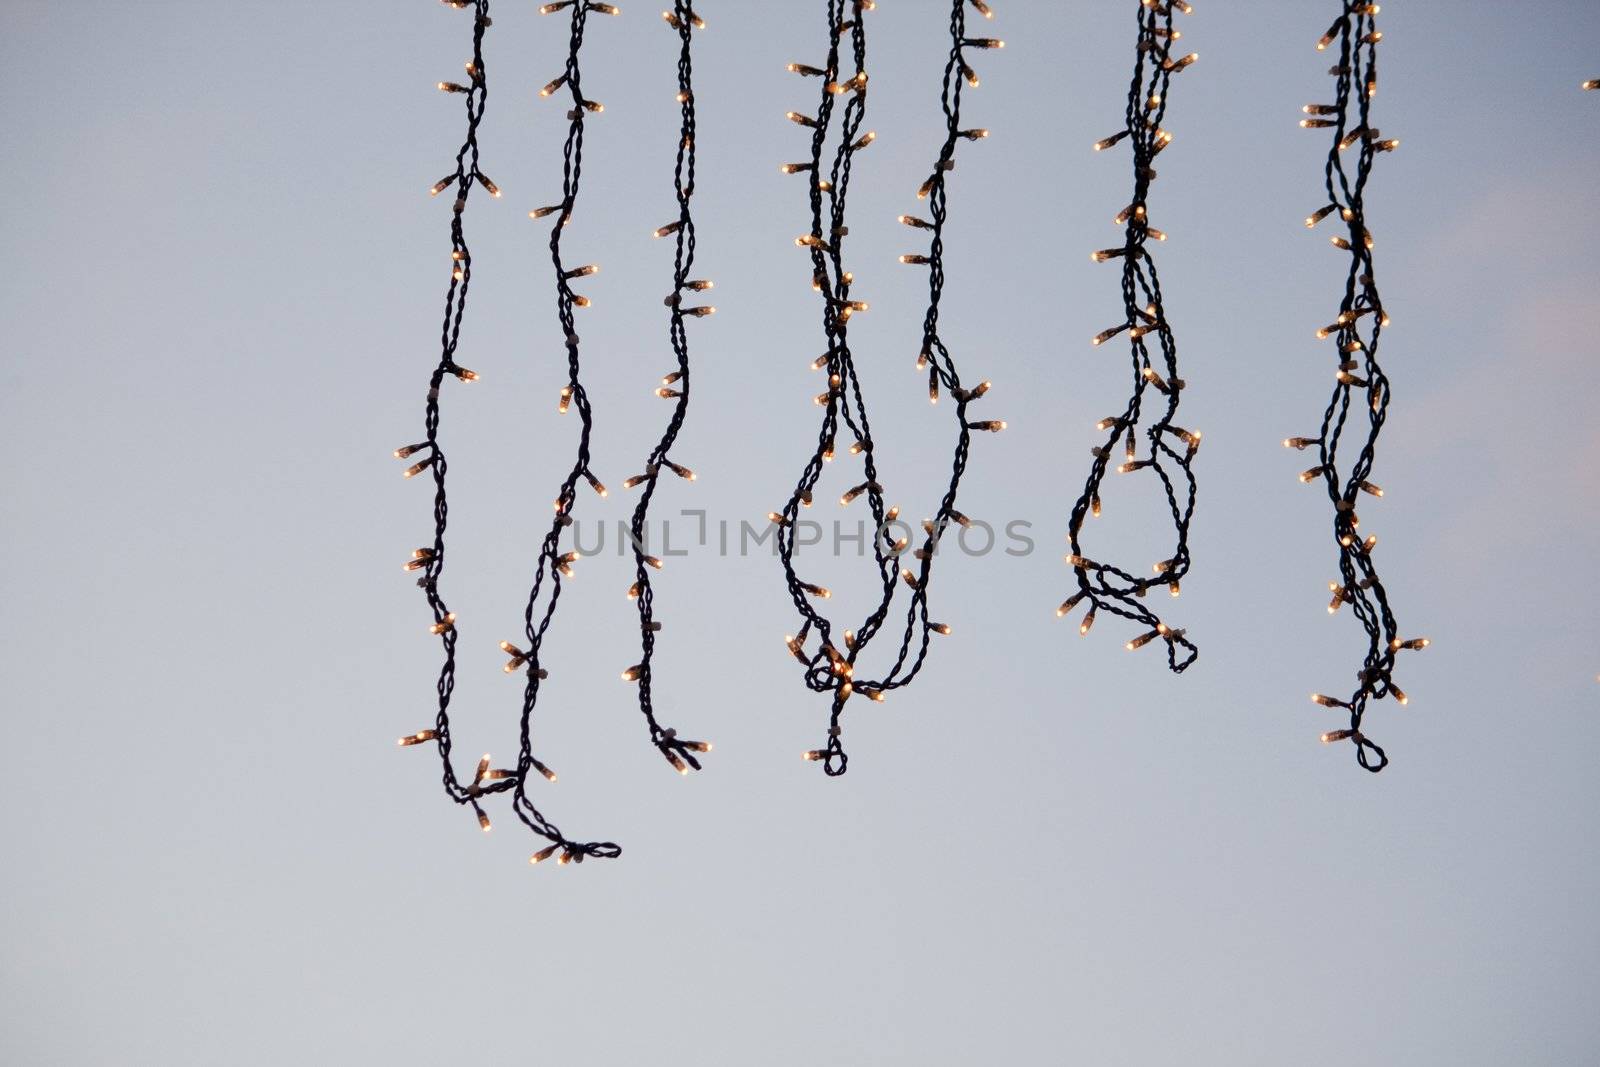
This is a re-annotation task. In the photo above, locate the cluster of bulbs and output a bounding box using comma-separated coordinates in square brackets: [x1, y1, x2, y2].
[1284, 1, 1423, 773]
[393, 0, 1455, 868]
[396, 0, 718, 867]
[770, 0, 1006, 777]
[1060, 0, 1200, 676]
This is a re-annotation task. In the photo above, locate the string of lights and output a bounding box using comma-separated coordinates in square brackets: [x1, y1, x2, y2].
[773, 0, 1005, 776]
[620, 3, 716, 776]
[1288, 2, 1425, 773]
[1059, 0, 1199, 674]
[395, 0, 624, 867]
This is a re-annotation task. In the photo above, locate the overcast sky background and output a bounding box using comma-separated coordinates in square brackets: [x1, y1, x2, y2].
[3, 1, 1599, 1063]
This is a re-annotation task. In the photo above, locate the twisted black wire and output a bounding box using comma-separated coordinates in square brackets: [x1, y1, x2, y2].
[396, 0, 619, 867]
[619, 3, 715, 777]
[1061, 0, 1198, 674]
[774, 0, 1003, 776]
[1290, 3, 1421, 773]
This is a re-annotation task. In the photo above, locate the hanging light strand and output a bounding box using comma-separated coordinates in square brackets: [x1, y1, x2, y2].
[396, 0, 622, 868]
[1290, 2, 1423, 773]
[775, 0, 1004, 777]
[1061, 0, 1200, 673]
[623, 2, 716, 776]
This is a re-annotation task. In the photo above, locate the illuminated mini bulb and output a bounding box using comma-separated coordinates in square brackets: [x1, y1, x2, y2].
[1141, 367, 1175, 393]
[1283, 436, 1318, 450]
[814, 390, 834, 407]
[641, 555, 664, 571]
[1390, 685, 1409, 706]
[788, 62, 827, 77]
[1586, 80, 1600, 91]
[403, 549, 435, 573]
[438, 80, 470, 94]
[627, 581, 642, 600]
[1300, 117, 1335, 129]
[500, 641, 530, 672]
[1315, 19, 1342, 50]
[394, 441, 430, 460]
[1056, 591, 1085, 618]
[851, 131, 877, 151]
[1166, 425, 1202, 449]
[1094, 129, 1130, 152]
[530, 204, 563, 219]
[622, 664, 644, 682]
[1146, 228, 1168, 242]
[662, 460, 695, 481]
[798, 582, 830, 600]
[1299, 465, 1327, 484]
[397, 729, 439, 747]
[964, 37, 1004, 49]
[802, 750, 828, 762]
[840, 481, 880, 506]
[799, 490, 814, 508]
[901, 568, 920, 589]
[960, 62, 980, 88]
[1310, 692, 1350, 709]
[654, 220, 682, 238]
[476, 810, 492, 833]
[956, 380, 992, 401]
[1091, 247, 1129, 262]
[1079, 607, 1097, 636]
[1392, 637, 1430, 652]
[582, 470, 607, 497]
[1336, 368, 1369, 388]
[1168, 580, 1181, 598]
[1373, 138, 1400, 153]
[657, 386, 683, 399]
[1093, 323, 1130, 346]
[1360, 30, 1383, 45]
[563, 264, 599, 281]
[557, 551, 579, 578]
[472, 172, 501, 198]
[1320, 729, 1357, 744]
[1330, 235, 1353, 251]
[780, 161, 816, 175]
[1305, 204, 1339, 228]
[452, 267, 465, 281]
[539, 1, 572, 10]
[571, 294, 592, 308]
[1356, 480, 1383, 498]
[540, 75, 568, 99]
[450, 365, 479, 382]
[429, 612, 457, 635]
[1327, 581, 1348, 614]
[1126, 624, 1172, 651]
[849, 439, 866, 456]
[885, 504, 901, 524]
[1118, 458, 1151, 474]
[682, 305, 716, 317]
[901, 253, 931, 265]
[1145, 93, 1161, 110]
[795, 233, 827, 250]
[969, 420, 1007, 432]
[929, 372, 940, 404]
[786, 111, 819, 128]
[1114, 203, 1145, 225]
[1091, 493, 1102, 518]
[429, 175, 457, 197]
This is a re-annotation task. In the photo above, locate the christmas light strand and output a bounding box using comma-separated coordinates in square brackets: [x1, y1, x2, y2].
[396, 0, 623, 867]
[1289, 2, 1425, 772]
[1059, 0, 1199, 673]
[620, 2, 716, 776]
[774, 0, 1005, 776]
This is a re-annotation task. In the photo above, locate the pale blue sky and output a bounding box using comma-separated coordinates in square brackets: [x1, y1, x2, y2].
[3, 1, 1598, 1064]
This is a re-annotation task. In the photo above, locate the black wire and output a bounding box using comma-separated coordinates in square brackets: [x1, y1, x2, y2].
[623, 2, 715, 777]
[1293, 3, 1417, 773]
[399, 0, 620, 866]
[775, 0, 1003, 776]
[1062, 0, 1199, 674]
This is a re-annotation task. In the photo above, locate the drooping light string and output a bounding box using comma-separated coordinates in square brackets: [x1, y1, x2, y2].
[396, 0, 623, 867]
[1288, 2, 1424, 773]
[774, 0, 1004, 776]
[1059, 0, 1199, 673]
[619, 2, 715, 775]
